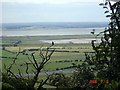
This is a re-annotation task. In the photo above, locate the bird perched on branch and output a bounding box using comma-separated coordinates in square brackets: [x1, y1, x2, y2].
[52, 41, 54, 46]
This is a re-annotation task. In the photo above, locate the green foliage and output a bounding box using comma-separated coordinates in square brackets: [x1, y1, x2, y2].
[72, 1, 120, 89]
[48, 73, 72, 88]
[91, 1, 120, 81]
[106, 80, 120, 90]
[2, 83, 16, 90]
[2, 73, 34, 90]
[72, 63, 95, 88]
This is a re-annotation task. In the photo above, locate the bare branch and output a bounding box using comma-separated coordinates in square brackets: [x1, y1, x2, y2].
[25, 62, 29, 80]
[18, 68, 22, 77]
[9, 70, 18, 79]
[31, 53, 39, 69]
[6, 48, 21, 79]
[26, 54, 38, 70]
[37, 76, 50, 90]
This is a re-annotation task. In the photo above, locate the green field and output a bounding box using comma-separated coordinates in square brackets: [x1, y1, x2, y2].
[1, 35, 94, 74]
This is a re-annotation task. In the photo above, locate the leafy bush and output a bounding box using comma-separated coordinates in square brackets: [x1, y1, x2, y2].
[72, 1, 120, 89]
[2, 83, 16, 90]
[48, 73, 72, 88]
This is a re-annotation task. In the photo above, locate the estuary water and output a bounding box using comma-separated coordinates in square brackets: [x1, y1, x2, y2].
[1, 22, 107, 36]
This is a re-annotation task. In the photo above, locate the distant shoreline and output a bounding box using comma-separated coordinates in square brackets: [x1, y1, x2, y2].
[1, 34, 101, 44]
[40, 38, 100, 44]
[1, 28, 104, 37]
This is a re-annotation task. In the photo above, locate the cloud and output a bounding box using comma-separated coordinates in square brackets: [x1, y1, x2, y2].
[2, 0, 103, 4]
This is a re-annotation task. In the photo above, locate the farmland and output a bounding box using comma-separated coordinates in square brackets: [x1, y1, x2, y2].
[1, 35, 95, 74]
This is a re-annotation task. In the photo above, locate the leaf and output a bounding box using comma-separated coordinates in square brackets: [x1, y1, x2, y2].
[105, 2, 108, 5]
[99, 3, 104, 6]
[112, 3, 117, 9]
[104, 11, 109, 14]
[103, 6, 108, 9]
[106, 15, 111, 18]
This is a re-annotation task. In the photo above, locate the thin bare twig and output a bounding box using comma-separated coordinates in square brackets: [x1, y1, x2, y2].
[26, 55, 38, 70]
[31, 53, 39, 69]
[7, 48, 21, 78]
[25, 62, 29, 80]
[37, 76, 50, 90]
[18, 68, 22, 77]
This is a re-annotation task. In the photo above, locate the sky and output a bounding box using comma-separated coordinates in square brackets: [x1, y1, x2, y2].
[2, 0, 109, 23]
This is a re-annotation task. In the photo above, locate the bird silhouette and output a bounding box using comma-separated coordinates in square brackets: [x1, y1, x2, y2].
[52, 41, 54, 45]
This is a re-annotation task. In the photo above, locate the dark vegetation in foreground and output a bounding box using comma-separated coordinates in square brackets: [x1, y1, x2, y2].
[2, 1, 120, 90]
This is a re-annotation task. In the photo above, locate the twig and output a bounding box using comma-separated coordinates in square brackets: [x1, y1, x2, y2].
[31, 53, 39, 69]
[25, 62, 29, 80]
[18, 68, 22, 77]
[26, 55, 38, 70]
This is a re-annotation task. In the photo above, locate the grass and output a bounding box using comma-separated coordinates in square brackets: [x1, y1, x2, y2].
[1, 35, 96, 88]
[2, 35, 94, 74]
[2, 49, 85, 73]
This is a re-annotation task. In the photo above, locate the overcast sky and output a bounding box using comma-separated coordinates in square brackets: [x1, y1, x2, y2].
[2, 0, 109, 23]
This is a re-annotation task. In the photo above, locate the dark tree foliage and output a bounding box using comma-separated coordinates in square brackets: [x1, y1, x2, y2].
[91, 0, 120, 81]
[48, 73, 72, 88]
[72, 63, 95, 89]
[46, 1, 120, 89]
[73, 1, 120, 89]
